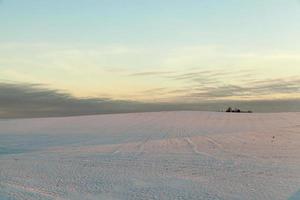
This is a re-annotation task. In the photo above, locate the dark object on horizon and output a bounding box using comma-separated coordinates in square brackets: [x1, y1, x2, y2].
[226, 107, 232, 112]
[225, 107, 252, 113]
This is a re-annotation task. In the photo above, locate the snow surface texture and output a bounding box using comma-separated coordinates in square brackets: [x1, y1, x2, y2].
[0, 111, 299, 200]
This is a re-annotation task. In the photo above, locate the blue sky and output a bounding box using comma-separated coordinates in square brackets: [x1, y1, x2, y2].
[0, 0, 300, 103]
[2, 0, 300, 47]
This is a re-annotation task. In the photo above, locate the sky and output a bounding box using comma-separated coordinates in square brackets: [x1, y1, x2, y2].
[1, 0, 300, 117]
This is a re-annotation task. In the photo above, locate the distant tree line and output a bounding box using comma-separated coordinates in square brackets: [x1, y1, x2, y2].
[225, 107, 253, 113]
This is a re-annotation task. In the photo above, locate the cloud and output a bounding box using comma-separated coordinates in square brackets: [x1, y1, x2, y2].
[126, 67, 300, 103]
[130, 68, 300, 100]
[128, 71, 175, 77]
[186, 78, 300, 100]
[189, 85, 246, 98]
[0, 82, 201, 118]
[0, 82, 145, 118]
[127, 69, 254, 87]
[1, 80, 300, 118]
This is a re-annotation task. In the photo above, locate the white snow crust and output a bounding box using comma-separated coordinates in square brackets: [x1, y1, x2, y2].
[0, 111, 299, 200]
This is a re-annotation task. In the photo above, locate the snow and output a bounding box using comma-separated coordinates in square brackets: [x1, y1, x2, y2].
[0, 111, 299, 200]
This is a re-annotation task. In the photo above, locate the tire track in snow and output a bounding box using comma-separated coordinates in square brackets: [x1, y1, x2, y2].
[204, 136, 223, 150]
[134, 136, 152, 158]
[184, 137, 216, 159]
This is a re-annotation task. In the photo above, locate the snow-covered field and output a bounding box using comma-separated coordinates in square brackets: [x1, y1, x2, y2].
[0, 111, 299, 200]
